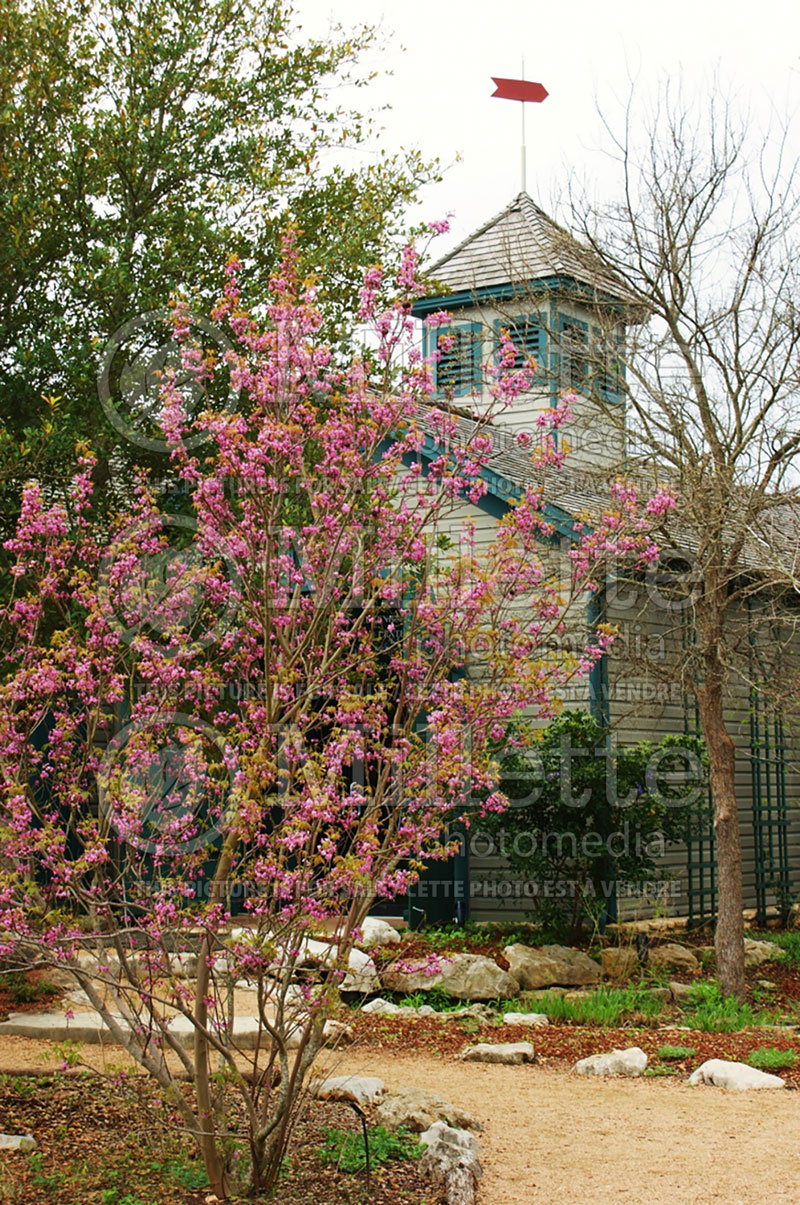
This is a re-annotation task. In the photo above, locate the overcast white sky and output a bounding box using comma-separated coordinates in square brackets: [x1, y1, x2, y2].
[306, 0, 800, 252]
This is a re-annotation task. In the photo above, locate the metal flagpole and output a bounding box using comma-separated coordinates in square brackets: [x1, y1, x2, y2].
[490, 73, 547, 194]
[520, 56, 526, 192]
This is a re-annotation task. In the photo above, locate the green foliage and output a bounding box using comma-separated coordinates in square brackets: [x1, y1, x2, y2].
[656, 1044, 696, 1060]
[397, 985, 462, 1012]
[746, 1046, 797, 1071]
[163, 1156, 209, 1191]
[318, 1125, 423, 1174]
[478, 713, 707, 939]
[531, 986, 666, 1027]
[0, 971, 58, 1004]
[0, 0, 436, 518]
[415, 920, 546, 952]
[755, 930, 800, 967]
[680, 982, 782, 1032]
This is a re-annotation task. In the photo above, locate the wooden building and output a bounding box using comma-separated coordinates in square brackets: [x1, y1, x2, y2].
[403, 192, 800, 928]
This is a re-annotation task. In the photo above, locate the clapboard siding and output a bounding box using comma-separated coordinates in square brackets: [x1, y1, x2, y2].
[467, 575, 800, 923]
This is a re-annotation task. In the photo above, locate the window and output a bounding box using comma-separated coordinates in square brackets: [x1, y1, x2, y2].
[560, 320, 589, 392]
[434, 323, 481, 397]
[496, 316, 544, 371]
[593, 334, 624, 402]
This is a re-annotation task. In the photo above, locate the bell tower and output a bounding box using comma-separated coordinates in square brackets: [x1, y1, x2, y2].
[412, 193, 635, 471]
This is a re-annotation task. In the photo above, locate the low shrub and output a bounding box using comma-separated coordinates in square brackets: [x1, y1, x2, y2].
[531, 987, 666, 1027]
[318, 1125, 422, 1174]
[680, 982, 782, 1032]
[746, 1046, 797, 1071]
[656, 1044, 696, 1060]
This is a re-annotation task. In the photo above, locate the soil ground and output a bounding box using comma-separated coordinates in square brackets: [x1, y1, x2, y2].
[319, 1048, 800, 1205]
[2, 1035, 799, 1203]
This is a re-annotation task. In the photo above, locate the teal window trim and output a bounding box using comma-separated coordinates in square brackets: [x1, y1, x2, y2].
[492, 315, 545, 372]
[411, 276, 631, 318]
[423, 320, 482, 398]
[557, 312, 590, 394]
[591, 325, 625, 404]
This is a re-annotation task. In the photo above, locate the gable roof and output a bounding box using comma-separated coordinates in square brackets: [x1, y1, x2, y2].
[415, 192, 632, 311]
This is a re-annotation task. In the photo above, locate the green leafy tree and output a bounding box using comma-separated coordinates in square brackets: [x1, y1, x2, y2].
[481, 711, 707, 940]
[0, 0, 434, 513]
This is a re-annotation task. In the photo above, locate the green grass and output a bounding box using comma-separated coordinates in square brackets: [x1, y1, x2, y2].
[680, 982, 782, 1032]
[318, 1125, 423, 1174]
[414, 921, 548, 953]
[530, 987, 666, 1027]
[0, 971, 59, 1004]
[754, 930, 800, 967]
[746, 1046, 798, 1071]
[656, 1044, 696, 1060]
[396, 986, 463, 1012]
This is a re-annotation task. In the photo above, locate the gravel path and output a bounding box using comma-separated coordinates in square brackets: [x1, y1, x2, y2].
[318, 1048, 800, 1204]
[3, 1036, 800, 1202]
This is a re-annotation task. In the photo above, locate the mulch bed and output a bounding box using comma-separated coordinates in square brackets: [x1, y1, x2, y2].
[0, 1074, 436, 1205]
[349, 1014, 800, 1085]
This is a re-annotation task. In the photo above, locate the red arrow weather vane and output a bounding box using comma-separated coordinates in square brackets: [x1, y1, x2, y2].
[490, 74, 548, 192]
[491, 78, 548, 104]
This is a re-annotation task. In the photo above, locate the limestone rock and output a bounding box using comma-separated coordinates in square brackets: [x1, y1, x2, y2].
[744, 939, 780, 968]
[322, 1019, 353, 1046]
[669, 980, 693, 1003]
[459, 1041, 535, 1065]
[381, 952, 518, 1001]
[341, 948, 381, 993]
[296, 939, 379, 994]
[502, 1012, 549, 1027]
[647, 943, 699, 973]
[361, 997, 401, 1015]
[503, 944, 601, 990]
[574, 1047, 648, 1077]
[419, 1121, 482, 1205]
[312, 1074, 385, 1105]
[377, 1088, 481, 1132]
[600, 947, 639, 982]
[688, 1059, 786, 1090]
[0, 1133, 36, 1151]
[356, 917, 402, 947]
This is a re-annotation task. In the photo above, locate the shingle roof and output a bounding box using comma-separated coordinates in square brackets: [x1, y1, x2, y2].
[417, 405, 800, 576]
[426, 192, 631, 304]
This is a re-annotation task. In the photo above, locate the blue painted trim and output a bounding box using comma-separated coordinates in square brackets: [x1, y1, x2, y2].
[492, 315, 545, 370]
[587, 586, 616, 925]
[412, 275, 630, 317]
[425, 320, 483, 399]
[402, 434, 579, 540]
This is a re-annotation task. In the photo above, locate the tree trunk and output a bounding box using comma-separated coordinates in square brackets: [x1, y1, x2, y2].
[697, 682, 746, 999]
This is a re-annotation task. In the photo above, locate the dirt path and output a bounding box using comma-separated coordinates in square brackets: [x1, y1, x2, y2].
[317, 1049, 800, 1205]
[2, 1037, 799, 1203]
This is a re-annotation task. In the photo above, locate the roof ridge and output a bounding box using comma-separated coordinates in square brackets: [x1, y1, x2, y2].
[428, 192, 530, 276]
[419, 191, 634, 307]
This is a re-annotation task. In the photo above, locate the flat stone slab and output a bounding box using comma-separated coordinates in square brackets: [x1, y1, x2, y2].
[459, 1042, 535, 1065]
[0, 1133, 36, 1151]
[377, 1087, 481, 1132]
[688, 1059, 786, 1090]
[0, 1009, 346, 1051]
[313, 1074, 385, 1105]
[502, 1012, 549, 1027]
[574, 1047, 648, 1077]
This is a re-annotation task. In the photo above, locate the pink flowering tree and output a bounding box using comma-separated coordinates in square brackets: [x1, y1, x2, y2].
[0, 234, 669, 1196]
